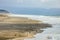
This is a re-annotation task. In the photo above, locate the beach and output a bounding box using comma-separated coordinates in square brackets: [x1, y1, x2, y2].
[23, 15, 60, 40]
[9, 14, 60, 40]
[0, 13, 52, 40]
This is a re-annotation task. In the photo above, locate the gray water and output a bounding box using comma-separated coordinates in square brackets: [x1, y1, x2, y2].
[9, 14, 60, 40]
[22, 15, 60, 40]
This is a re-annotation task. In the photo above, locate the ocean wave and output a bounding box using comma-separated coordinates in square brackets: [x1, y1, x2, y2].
[9, 14, 60, 24]
[8, 14, 60, 40]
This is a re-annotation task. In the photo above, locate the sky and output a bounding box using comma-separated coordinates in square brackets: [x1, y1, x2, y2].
[0, 0, 60, 8]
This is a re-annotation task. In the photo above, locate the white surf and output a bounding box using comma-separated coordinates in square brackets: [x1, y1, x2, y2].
[9, 14, 60, 40]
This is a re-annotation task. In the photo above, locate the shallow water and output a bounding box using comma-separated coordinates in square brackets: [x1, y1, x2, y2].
[23, 15, 60, 40]
[9, 14, 60, 40]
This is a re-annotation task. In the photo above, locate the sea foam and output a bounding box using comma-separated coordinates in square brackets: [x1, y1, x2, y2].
[9, 14, 60, 40]
[9, 14, 60, 24]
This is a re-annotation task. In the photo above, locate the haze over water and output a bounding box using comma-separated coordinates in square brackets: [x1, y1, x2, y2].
[0, 0, 60, 40]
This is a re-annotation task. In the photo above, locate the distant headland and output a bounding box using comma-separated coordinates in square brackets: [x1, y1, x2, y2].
[0, 9, 9, 13]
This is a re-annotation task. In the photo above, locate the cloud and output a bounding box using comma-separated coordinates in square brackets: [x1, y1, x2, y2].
[0, 0, 60, 8]
[40, 0, 48, 3]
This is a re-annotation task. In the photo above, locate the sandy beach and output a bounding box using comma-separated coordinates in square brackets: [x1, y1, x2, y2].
[0, 13, 52, 40]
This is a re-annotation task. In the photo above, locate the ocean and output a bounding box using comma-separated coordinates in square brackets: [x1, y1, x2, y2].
[0, 8, 60, 40]
[9, 14, 60, 40]
[22, 15, 60, 40]
[0, 7, 60, 16]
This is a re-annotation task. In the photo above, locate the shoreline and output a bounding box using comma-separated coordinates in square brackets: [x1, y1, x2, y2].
[0, 13, 52, 40]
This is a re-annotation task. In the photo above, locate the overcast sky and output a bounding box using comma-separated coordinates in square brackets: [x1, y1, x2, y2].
[0, 0, 60, 8]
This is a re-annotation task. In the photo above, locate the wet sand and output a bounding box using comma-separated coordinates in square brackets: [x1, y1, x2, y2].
[0, 13, 52, 40]
[0, 23, 52, 40]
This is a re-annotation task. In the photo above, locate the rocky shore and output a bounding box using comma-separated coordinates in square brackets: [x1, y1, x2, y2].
[0, 23, 52, 40]
[0, 23, 51, 31]
[0, 13, 52, 40]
